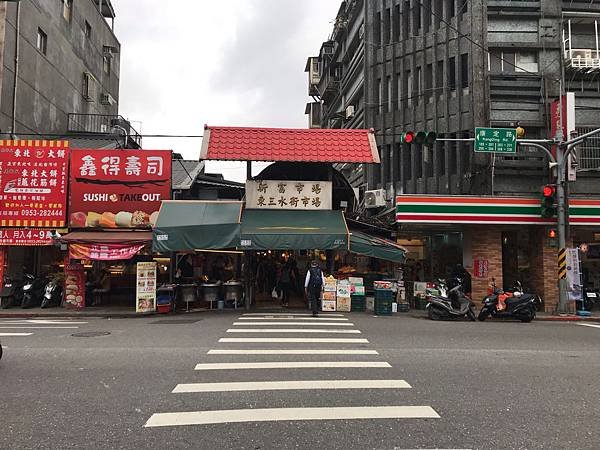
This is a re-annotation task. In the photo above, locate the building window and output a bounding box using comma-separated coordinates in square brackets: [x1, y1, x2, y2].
[446, 0, 455, 19]
[448, 56, 456, 92]
[397, 73, 402, 111]
[384, 8, 391, 45]
[386, 76, 392, 113]
[393, 4, 401, 41]
[516, 52, 539, 72]
[406, 69, 413, 107]
[414, 2, 422, 33]
[434, 1, 443, 30]
[416, 66, 422, 104]
[460, 53, 469, 89]
[425, 63, 433, 102]
[62, 0, 73, 23]
[37, 28, 47, 55]
[437, 138, 446, 175]
[374, 12, 382, 47]
[488, 50, 538, 73]
[436, 60, 444, 97]
[402, 1, 410, 39]
[85, 21, 92, 38]
[423, 0, 432, 33]
[103, 54, 111, 75]
[376, 78, 382, 114]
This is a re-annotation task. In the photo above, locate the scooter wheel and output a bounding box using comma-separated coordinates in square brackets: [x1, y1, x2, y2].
[428, 306, 443, 321]
[467, 307, 476, 321]
[478, 308, 490, 321]
[520, 307, 535, 323]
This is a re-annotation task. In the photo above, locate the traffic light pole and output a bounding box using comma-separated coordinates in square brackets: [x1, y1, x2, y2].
[556, 143, 569, 314]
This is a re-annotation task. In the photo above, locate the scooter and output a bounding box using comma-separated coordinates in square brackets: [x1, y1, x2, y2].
[426, 278, 476, 321]
[1, 276, 25, 309]
[21, 273, 47, 309]
[40, 278, 63, 309]
[478, 280, 539, 323]
[582, 285, 597, 311]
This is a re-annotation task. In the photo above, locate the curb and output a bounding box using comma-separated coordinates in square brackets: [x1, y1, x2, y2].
[0, 309, 213, 319]
[535, 315, 600, 323]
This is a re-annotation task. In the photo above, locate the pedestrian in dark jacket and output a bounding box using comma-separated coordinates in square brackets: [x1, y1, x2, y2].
[305, 261, 325, 317]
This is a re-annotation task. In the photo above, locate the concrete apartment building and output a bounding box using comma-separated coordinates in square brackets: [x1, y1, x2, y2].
[306, 0, 600, 311]
[0, 0, 123, 139]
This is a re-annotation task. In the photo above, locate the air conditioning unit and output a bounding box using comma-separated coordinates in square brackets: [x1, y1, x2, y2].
[345, 105, 355, 119]
[100, 124, 108, 133]
[103, 45, 119, 54]
[364, 189, 386, 208]
[100, 93, 116, 106]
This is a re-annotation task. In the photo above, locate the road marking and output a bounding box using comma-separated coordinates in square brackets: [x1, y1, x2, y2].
[241, 313, 345, 317]
[207, 349, 379, 355]
[237, 317, 349, 321]
[578, 323, 600, 329]
[0, 320, 88, 324]
[226, 328, 361, 334]
[219, 337, 369, 343]
[194, 361, 391, 370]
[0, 326, 79, 329]
[0, 332, 33, 336]
[173, 379, 411, 393]
[145, 406, 440, 427]
[232, 321, 355, 326]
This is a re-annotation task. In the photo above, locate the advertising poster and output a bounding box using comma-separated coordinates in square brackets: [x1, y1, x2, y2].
[246, 180, 332, 210]
[64, 262, 85, 309]
[69, 149, 172, 228]
[473, 259, 489, 279]
[69, 243, 146, 261]
[136, 262, 157, 313]
[0, 140, 69, 227]
[0, 228, 55, 246]
[566, 248, 583, 302]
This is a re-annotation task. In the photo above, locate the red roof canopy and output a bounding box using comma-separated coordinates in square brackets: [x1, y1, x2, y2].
[200, 126, 380, 163]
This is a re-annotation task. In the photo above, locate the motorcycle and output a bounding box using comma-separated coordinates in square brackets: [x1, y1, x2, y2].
[478, 280, 540, 323]
[21, 273, 47, 309]
[582, 285, 598, 311]
[41, 277, 63, 309]
[1, 276, 25, 309]
[426, 278, 476, 321]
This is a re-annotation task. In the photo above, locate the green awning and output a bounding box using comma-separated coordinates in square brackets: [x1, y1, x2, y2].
[349, 230, 406, 263]
[152, 201, 242, 252]
[240, 209, 349, 250]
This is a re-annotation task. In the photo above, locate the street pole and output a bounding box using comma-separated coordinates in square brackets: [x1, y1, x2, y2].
[556, 143, 568, 314]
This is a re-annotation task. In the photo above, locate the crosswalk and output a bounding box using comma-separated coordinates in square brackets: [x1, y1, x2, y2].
[144, 312, 441, 429]
[0, 319, 87, 337]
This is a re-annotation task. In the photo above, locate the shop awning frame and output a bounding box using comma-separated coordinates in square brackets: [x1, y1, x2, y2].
[152, 200, 243, 252]
[349, 230, 407, 264]
[240, 209, 349, 250]
[61, 231, 152, 245]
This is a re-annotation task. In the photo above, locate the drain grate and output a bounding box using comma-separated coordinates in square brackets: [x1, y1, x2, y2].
[152, 319, 201, 324]
[71, 331, 111, 337]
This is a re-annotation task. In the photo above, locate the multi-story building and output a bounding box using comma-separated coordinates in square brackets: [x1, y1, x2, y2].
[307, 1, 600, 312]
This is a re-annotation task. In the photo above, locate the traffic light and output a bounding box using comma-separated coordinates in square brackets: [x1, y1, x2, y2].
[401, 131, 437, 146]
[548, 228, 557, 239]
[541, 184, 557, 218]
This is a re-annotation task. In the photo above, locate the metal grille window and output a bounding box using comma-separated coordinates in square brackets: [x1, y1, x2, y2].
[577, 127, 600, 170]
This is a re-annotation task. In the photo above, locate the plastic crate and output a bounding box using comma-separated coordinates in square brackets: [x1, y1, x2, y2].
[157, 304, 171, 314]
[374, 289, 394, 300]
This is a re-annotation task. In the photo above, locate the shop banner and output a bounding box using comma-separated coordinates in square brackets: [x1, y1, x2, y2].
[136, 262, 157, 313]
[69, 149, 172, 229]
[0, 246, 6, 284]
[246, 180, 332, 210]
[0, 228, 55, 246]
[566, 248, 583, 302]
[69, 243, 146, 261]
[0, 140, 69, 227]
[64, 262, 85, 309]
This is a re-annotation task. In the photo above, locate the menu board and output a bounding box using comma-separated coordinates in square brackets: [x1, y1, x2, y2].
[136, 262, 157, 313]
[64, 262, 85, 309]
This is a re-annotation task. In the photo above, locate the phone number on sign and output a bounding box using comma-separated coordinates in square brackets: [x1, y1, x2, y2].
[13, 209, 63, 217]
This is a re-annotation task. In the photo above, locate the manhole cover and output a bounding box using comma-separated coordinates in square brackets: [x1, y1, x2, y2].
[71, 331, 111, 337]
[152, 319, 201, 324]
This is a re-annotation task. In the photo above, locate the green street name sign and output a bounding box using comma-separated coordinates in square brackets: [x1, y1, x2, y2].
[474, 127, 517, 153]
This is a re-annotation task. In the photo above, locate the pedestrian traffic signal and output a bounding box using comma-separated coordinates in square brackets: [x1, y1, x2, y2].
[541, 184, 557, 218]
[401, 131, 437, 146]
[548, 228, 557, 239]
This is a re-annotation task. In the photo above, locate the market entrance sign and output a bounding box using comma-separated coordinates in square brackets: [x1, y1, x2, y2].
[246, 180, 332, 210]
[474, 128, 517, 153]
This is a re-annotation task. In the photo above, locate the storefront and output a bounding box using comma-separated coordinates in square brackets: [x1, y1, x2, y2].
[396, 195, 600, 312]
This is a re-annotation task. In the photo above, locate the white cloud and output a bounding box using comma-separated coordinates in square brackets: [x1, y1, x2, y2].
[115, 0, 340, 181]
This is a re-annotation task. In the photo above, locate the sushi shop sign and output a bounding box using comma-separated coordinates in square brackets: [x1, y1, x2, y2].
[246, 180, 332, 210]
[69, 149, 172, 228]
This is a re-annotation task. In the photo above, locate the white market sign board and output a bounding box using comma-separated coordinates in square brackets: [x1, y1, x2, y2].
[246, 180, 332, 210]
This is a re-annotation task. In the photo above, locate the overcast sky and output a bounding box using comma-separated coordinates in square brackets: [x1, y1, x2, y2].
[115, 0, 340, 181]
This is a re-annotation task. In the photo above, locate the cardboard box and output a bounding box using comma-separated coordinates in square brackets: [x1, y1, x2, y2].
[348, 277, 364, 286]
[352, 285, 365, 295]
[322, 291, 336, 301]
[336, 296, 351, 312]
[374, 280, 393, 290]
[324, 279, 337, 292]
[337, 285, 350, 297]
[322, 300, 336, 312]
[392, 302, 398, 313]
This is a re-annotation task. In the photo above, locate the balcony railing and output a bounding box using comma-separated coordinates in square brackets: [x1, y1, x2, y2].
[67, 113, 142, 147]
[564, 49, 600, 71]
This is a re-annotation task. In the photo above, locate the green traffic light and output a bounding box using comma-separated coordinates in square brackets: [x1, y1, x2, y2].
[414, 131, 427, 144]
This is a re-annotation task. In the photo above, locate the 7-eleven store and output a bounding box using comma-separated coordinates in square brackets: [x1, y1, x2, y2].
[396, 195, 600, 312]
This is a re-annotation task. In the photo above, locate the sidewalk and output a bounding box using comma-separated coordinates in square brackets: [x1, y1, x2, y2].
[0, 306, 210, 319]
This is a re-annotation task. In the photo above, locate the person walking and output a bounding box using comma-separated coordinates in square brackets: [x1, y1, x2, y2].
[278, 261, 294, 307]
[305, 260, 325, 317]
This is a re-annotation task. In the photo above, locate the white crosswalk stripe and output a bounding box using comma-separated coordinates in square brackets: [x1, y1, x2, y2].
[0, 332, 33, 336]
[226, 328, 361, 334]
[194, 361, 392, 370]
[145, 312, 441, 430]
[578, 323, 600, 329]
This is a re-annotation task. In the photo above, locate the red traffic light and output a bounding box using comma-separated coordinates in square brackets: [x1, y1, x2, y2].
[402, 131, 415, 144]
[543, 185, 555, 197]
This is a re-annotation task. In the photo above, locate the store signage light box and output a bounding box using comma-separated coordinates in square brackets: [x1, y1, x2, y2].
[69, 149, 172, 229]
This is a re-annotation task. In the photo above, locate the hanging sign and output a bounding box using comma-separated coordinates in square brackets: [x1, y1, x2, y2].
[473, 259, 489, 279]
[64, 262, 85, 309]
[0, 228, 55, 246]
[69, 149, 172, 228]
[136, 262, 157, 313]
[566, 248, 582, 302]
[245, 180, 332, 210]
[69, 243, 146, 261]
[0, 140, 69, 227]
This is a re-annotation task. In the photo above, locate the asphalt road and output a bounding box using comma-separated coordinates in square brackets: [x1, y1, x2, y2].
[0, 311, 599, 450]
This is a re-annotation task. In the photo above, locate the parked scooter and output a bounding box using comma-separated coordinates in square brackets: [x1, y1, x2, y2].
[21, 273, 47, 309]
[582, 285, 598, 311]
[478, 280, 540, 322]
[41, 277, 63, 309]
[426, 278, 476, 321]
[1, 276, 25, 309]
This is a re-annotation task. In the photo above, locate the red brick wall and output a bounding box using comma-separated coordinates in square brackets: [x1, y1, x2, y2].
[468, 226, 503, 302]
[528, 229, 560, 312]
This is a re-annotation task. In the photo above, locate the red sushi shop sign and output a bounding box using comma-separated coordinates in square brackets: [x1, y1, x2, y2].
[0, 140, 69, 227]
[69, 149, 172, 229]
